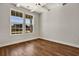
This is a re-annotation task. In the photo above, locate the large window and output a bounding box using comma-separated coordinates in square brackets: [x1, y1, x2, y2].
[25, 14, 33, 33]
[10, 9, 33, 35]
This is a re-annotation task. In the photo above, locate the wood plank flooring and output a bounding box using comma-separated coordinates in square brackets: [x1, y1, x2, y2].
[0, 38, 79, 56]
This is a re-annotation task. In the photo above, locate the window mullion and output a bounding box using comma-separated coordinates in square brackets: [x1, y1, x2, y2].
[22, 18, 25, 34]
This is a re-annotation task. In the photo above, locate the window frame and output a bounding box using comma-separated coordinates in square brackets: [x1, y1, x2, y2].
[24, 14, 33, 33]
[10, 8, 24, 35]
[10, 8, 34, 35]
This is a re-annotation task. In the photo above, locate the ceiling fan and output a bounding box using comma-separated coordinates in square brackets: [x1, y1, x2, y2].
[62, 3, 67, 6]
[15, 3, 50, 13]
[15, 3, 67, 13]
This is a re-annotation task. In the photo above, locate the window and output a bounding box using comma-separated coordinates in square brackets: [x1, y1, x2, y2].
[10, 9, 33, 35]
[10, 10, 23, 34]
[25, 14, 33, 33]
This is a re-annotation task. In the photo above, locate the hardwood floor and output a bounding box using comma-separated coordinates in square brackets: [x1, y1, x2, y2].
[0, 38, 79, 56]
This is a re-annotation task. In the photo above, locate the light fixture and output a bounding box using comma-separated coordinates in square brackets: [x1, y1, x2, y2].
[15, 3, 50, 13]
[62, 3, 67, 6]
[16, 4, 20, 7]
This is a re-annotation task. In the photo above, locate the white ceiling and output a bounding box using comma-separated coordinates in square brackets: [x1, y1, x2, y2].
[15, 3, 67, 13]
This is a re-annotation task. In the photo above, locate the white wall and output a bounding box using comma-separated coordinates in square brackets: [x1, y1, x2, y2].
[40, 4, 79, 47]
[0, 3, 40, 47]
[1, 3, 79, 48]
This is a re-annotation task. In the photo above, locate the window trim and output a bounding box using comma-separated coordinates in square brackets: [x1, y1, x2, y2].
[10, 8, 24, 35]
[24, 13, 34, 33]
[24, 14, 33, 33]
[10, 8, 34, 35]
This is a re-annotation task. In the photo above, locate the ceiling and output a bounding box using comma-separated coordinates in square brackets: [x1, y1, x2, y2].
[14, 3, 67, 13]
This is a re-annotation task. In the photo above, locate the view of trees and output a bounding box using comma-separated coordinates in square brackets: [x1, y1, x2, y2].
[10, 10, 33, 34]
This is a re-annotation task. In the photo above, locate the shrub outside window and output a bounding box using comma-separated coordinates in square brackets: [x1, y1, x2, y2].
[10, 9, 33, 35]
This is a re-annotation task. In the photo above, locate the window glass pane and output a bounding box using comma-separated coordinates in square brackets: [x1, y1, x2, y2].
[11, 10, 15, 16]
[25, 18, 31, 26]
[25, 14, 31, 19]
[19, 13, 23, 17]
[11, 16, 23, 24]
[16, 12, 19, 17]
[25, 18, 33, 33]
[10, 16, 23, 34]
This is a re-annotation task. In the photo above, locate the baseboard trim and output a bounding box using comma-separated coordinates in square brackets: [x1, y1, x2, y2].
[0, 37, 39, 47]
[0, 37, 79, 48]
[41, 37, 79, 48]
